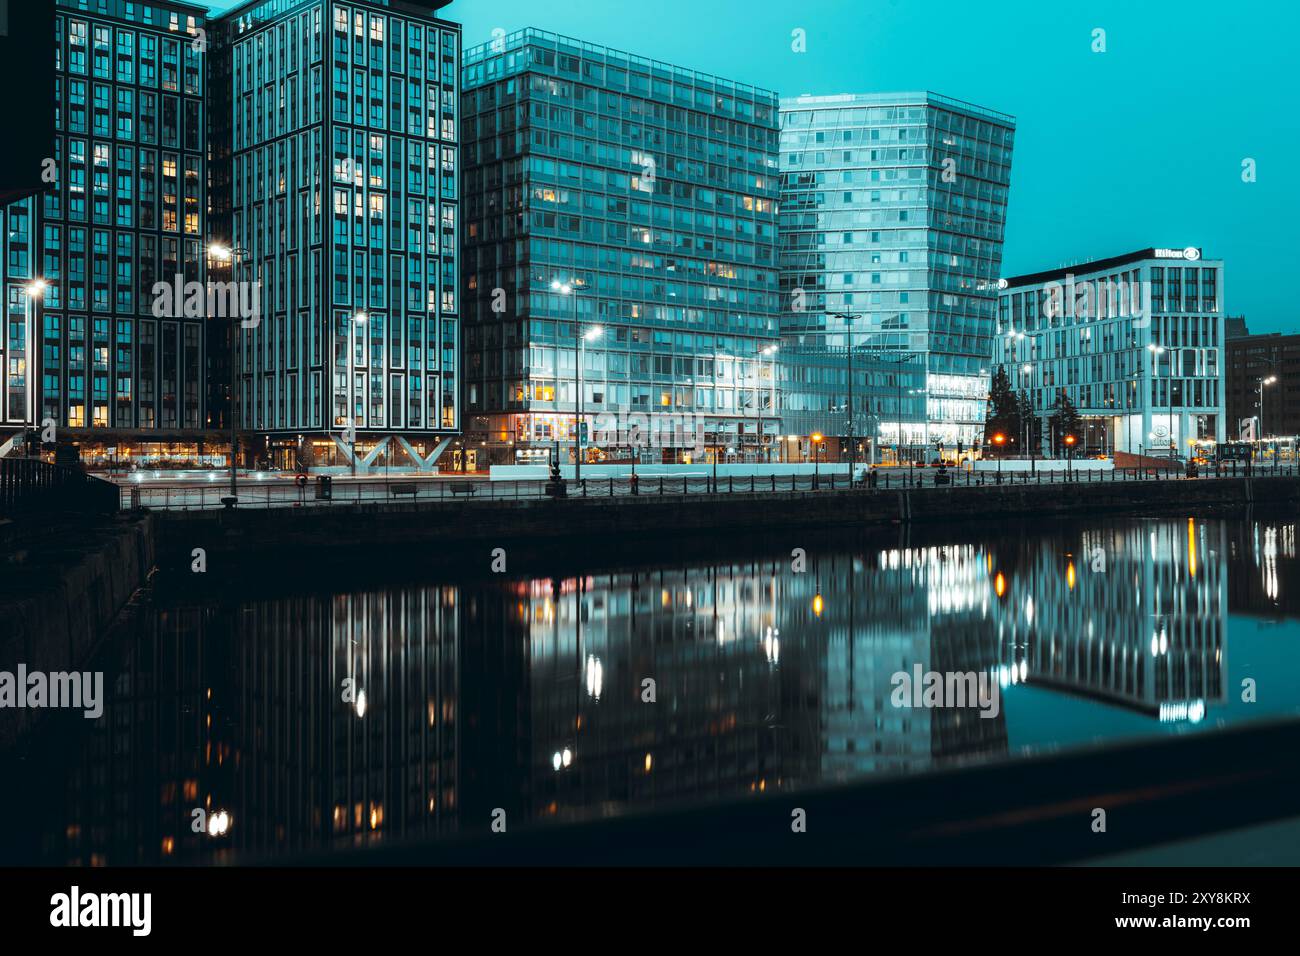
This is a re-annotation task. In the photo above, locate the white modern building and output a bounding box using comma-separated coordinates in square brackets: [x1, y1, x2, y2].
[994, 247, 1226, 457]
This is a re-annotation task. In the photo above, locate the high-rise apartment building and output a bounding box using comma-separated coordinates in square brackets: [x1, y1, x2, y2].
[461, 29, 781, 470]
[1, 0, 461, 472]
[2, 0, 210, 465]
[779, 93, 1016, 454]
[994, 247, 1226, 457]
[213, 0, 460, 472]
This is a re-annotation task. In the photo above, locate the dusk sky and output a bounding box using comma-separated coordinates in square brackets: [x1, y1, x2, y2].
[208, 0, 1298, 334]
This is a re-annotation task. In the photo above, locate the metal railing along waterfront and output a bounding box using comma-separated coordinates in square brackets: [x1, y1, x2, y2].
[1, 457, 121, 516]
[115, 460, 1300, 511]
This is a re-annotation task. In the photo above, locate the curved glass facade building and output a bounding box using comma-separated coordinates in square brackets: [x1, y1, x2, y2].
[779, 93, 1015, 453]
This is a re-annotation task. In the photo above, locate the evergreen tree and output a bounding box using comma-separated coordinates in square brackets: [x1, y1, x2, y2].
[1017, 390, 1036, 452]
[983, 365, 1019, 452]
[1048, 389, 1083, 452]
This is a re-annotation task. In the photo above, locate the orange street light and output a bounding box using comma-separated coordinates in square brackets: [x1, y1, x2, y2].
[991, 433, 1007, 484]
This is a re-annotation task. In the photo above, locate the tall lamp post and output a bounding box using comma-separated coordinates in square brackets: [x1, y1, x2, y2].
[209, 244, 250, 499]
[755, 343, 778, 463]
[824, 315, 920, 471]
[1164, 346, 1181, 455]
[350, 311, 368, 476]
[1146, 343, 1166, 457]
[551, 279, 595, 485]
[811, 431, 824, 489]
[1020, 363, 1035, 468]
[829, 311, 863, 468]
[1257, 374, 1277, 450]
[23, 279, 47, 450]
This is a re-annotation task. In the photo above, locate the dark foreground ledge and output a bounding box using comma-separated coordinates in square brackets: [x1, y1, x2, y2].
[266, 716, 1300, 867]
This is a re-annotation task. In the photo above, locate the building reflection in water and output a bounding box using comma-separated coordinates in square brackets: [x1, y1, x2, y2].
[994, 520, 1227, 722]
[34, 516, 1269, 865]
[1228, 520, 1299, 616]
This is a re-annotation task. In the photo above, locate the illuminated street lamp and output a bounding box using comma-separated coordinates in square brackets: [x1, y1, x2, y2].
[552, 278, 595, 484]
[1257, 375, 1278, 446]
[757, 344, 778, 463]
[1147, 343, 1170, 454]
[992, 432, 1006, 484]
[21, 280, 47, 443]
[208, 242, 251, 500]
[1063, 433, 1077, 481]
[811, 431, 824, 489]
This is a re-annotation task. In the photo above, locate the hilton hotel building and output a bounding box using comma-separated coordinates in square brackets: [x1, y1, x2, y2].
[994, 247, 1226, 457]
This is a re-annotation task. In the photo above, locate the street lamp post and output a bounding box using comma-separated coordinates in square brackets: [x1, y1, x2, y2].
[351, 311, 368, 477]
[23, 280, 46, 449]
[209, 244, 250, 500]
[829, 312, 864, 470]
[578, 323, 603, 482]
[1165, 346, 1180, 455]
[551, 279, 595, 485]
[992, 432, 1006, 483]
[824, 319, 920, 472]
[1146, 343, 1165, 458]
[1257, 374, 1277, 450]
[1020, 362, 1035, 470]
[758, 344, 778, 464]
[1064, 433, 1077, 481]
[811, 431, 824, 489]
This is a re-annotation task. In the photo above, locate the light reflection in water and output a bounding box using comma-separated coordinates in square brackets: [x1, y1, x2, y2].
[10, 516, 1300, 866]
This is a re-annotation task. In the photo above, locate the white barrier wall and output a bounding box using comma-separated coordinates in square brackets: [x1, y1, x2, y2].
[490, 463, 855, 481]
[967, 459, 1113, 473]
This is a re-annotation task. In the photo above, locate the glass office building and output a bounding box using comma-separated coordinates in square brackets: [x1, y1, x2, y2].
[461, 29, 781, 470]
[776, 345, 925, 464]
[779, 93, 1016, 455]
[995, 247, 1226, 457]
[1, 0, 211, 467]
[214, 0, 460, 472]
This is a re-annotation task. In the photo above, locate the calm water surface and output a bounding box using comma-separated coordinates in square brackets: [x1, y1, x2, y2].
[6, 513, 1300, 864]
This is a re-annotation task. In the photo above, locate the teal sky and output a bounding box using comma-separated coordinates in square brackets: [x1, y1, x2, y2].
[206, 0, 1297, 334]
